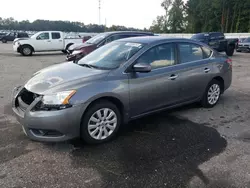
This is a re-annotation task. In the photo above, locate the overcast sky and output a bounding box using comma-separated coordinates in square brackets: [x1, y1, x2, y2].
[0, 0, 172, 29]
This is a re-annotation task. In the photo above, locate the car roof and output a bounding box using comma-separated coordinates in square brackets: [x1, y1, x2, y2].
[117, 36, 196, 44]
[104, 31, 154, 35]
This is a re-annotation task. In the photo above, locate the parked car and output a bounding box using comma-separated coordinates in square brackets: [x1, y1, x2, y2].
[66, 31, 154, 61]
[13, 31, 85, 56]
[236, 37, 250, 52]
[191, 32, 237, 56]
[12, 37, 232, 144]
[1, 32, 29, 43]
[0, 32, 7, 39]
[82, 35, 92, 43]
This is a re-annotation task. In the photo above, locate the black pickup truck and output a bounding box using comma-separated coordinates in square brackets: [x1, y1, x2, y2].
[191, 32, 238, 56]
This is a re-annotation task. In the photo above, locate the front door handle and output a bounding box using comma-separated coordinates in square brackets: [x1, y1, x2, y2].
[47, 40, 51, 42]
[169, 74, 178, 80]
[204, 68, 211, 73]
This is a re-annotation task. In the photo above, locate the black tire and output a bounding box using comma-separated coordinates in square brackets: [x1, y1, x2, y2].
[62, 50, 67, 54]
[2, 39, 7, 43]
[201, 80, 222, 108]
[226, 45, 235, 56]
[65, 43, 73, 51]
[81, 100, 121, 144]
[21, 45, 33, 56]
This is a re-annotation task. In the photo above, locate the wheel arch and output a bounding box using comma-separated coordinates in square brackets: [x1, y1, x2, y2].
[212, 76, 225, 93]
[82, 96, 125, 122]
[65, 43, 74, 50]
[20, 44, 35, 52]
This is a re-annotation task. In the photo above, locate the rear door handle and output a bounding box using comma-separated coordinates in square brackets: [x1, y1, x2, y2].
[204, 68, 211, 73]
[47, 40, 51, 42]
[169, 74, 178, 80]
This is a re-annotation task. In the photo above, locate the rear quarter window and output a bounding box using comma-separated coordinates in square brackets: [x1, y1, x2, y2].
[202, 46, 213, 58]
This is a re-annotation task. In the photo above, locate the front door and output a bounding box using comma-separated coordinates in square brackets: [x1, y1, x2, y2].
[50, 32, 64, 50]
[34, 32, 51, 51]
[128, 43, 182, 117]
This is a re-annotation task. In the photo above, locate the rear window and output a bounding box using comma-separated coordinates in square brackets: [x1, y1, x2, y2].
[210, 32, 225, 39]
[191, 34, 205, 40]
[18, 33, 28, 37]
[178, 43, 204, 63]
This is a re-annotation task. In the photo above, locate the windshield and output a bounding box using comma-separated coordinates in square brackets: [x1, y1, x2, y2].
[85, 33, 109, 44]
[243, 38, 250, 42]
[30, 33, 38, 38]
[78, 41, 144, 69]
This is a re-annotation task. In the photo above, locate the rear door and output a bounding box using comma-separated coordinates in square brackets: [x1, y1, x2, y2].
[176, 42, 214, 102]
[50, 32, 64, 50]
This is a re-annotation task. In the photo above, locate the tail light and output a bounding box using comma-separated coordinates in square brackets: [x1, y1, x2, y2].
[226, 58, 232, 69]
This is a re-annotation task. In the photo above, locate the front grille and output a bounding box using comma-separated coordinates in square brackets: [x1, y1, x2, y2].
[20, 88, 39, 105]
[16, 88, 40, 111]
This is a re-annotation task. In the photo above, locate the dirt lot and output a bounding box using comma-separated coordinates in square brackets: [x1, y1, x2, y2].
[0, 43, 250, 188]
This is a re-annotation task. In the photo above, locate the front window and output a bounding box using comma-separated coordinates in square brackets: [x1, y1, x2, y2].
[85, 33, 109, 45]
[78, 41, 144, 69]
[36, 33, 49, 40]
[136, 43, 176, 69]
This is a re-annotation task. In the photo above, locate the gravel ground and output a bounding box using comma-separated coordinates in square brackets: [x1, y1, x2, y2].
[0, 43, 250, 188]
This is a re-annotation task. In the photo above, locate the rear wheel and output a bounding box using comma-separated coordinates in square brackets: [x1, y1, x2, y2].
[81, 100, 121, 144]
[2, 39, 7, 43]
[21, 45, 33, 56]
[226, 45, 235, 56]
[201, 80, 222, 108]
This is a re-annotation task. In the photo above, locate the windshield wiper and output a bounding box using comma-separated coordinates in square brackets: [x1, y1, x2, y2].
[79, 63, 102, 69]
[79, 64, 94, 69]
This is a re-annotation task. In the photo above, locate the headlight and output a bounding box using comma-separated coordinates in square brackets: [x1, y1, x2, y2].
[42, 90, 76, 105]
[72, 50, 82, 55]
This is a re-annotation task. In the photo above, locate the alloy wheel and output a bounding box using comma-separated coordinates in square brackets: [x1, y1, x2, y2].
[23, 47, 31, 55]
[88, 108, 117, 140]
[207, 84, 220, 105]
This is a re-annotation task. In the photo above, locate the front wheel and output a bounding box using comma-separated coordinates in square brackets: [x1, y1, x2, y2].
[201, 80, 222, 108]
[2, 39, 7, 43]
[21, 45, 33, 56]
[81, 100, 121, 144]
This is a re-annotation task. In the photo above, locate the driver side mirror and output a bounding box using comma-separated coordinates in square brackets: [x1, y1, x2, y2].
[133, 63, 151, 73]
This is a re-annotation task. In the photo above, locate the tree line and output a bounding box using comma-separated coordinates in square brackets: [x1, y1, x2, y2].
[0, 17, 146, 33]
[150, 0, 250, 33]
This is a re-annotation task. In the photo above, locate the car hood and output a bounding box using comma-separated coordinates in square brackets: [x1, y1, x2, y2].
[25, 62, 109, 95]
[72, 42, 96, 50]
[14, 38, 30, 42]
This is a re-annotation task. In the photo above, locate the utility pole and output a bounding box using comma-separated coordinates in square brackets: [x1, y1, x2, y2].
[99, 0, 101, 25]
